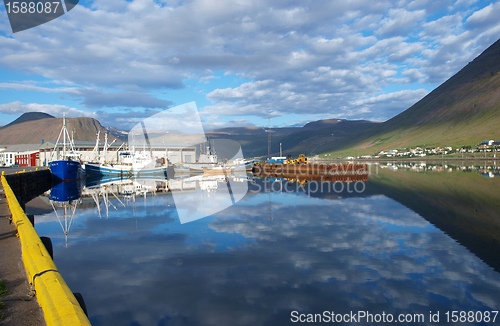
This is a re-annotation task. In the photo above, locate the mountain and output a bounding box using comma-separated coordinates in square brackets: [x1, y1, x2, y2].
[0, 116, 116, 145]
[301, 118, 344, 130]
[208, 126, 301, 136]
[320, 38, 500, 157]
[206, 119, 380, 158]
[1, 112, 55, 129]
[105, 126, 129, 141]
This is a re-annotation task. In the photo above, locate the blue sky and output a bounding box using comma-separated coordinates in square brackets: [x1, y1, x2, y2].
[0, 0, 499, 131]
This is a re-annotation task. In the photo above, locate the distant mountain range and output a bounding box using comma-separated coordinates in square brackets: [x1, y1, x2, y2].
[2, 37, 499, 154]
[0, 111, 381, 156]
[207, 119, 381, 157]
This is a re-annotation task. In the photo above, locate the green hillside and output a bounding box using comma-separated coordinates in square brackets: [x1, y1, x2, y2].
[321, 38, 500, 157]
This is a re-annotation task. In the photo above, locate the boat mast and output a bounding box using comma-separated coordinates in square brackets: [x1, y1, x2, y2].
[93, 130, 101, 162]
[63, 114, 66, 159]
[267, 118, 271, 160]
[103, 132, 108, 164]
[50, 113, 77, 161]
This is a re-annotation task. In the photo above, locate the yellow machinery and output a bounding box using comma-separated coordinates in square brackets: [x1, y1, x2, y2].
[286, 154, 307, 164]
[296, 154, 308, 164]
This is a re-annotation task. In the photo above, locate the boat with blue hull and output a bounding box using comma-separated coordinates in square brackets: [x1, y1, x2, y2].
[85, 162, 171, 178]
[50, 160, 85, 181]
[85, 152, 173, 178]
[48, 115, 85, 181]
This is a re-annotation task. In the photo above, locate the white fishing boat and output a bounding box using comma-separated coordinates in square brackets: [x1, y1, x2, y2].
[174, 142, 219, 174]
[85, 151, 170, 177]
[85, 132, 171, 177]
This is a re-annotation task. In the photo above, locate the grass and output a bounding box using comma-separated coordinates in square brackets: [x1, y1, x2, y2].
[0, 279, 11, 319]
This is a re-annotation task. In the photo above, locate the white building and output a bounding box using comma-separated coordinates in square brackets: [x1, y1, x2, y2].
[481, 140, 495, 146]
[0, 144, 40, 167]
[38, 140, 198, 166]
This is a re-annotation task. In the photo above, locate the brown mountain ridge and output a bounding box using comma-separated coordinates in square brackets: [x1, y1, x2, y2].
[0, 117, 116, 145]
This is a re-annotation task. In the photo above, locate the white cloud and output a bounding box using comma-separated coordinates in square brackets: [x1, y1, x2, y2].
[352, 89, 429, 119]
[466, 2, 500, 29]
[0, 0, 498, 126]
[376, 8, 426, 36]
[0, 82, 78, 93]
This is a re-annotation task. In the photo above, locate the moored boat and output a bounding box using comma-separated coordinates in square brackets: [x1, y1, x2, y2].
[49, 115, 85, 181]
[85, 152, 172, 178]
[49, 160, 85, 181]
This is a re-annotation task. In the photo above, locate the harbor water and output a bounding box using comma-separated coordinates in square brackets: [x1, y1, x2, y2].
[27, 161, 500, 325]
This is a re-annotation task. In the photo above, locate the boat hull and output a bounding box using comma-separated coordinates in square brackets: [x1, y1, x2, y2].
[49, 160, 85, 181]
[230, 160, 255, 172]
[49, 179, 84, 202]
[85, 163, 172, 178]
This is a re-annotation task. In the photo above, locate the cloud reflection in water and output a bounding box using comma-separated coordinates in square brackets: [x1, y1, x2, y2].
[35, 182, 500, 326]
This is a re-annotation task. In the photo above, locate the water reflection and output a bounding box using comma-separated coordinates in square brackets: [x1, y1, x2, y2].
[47, 180, 84, 247]
[29, 167, 500, 326]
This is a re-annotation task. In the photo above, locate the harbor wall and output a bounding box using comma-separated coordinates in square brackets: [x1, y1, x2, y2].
[1, 171, 91, 326]
[3, 169, 53, 207]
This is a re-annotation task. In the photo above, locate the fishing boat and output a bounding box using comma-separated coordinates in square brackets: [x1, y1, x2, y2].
[85, 151, 172, 178]
[228, 158, 255, 172]
[85, 123, 173, 178]
[173, 142, 219, 174]
[49, 115, 85, 181]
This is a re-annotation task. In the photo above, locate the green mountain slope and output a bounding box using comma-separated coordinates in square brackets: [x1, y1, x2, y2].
[321, 38, 500, 157]
[0, 117, 116, 145]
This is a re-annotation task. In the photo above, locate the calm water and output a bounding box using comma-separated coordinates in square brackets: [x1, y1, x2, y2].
[28, 162, 500, 325]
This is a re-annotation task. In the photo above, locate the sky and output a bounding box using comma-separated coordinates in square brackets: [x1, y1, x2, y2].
[0, 0, 500, 131]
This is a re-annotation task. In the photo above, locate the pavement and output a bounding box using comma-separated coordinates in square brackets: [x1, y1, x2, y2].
[0, 167, 47, 175]
[0, 169, 46, 326]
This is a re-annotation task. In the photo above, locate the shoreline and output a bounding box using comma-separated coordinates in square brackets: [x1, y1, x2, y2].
[312, 157, 500, 163]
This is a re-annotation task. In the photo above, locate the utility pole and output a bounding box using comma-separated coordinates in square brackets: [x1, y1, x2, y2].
[267, 118, 271, 160]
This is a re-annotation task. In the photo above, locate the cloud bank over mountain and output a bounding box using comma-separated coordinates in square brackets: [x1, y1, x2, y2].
[1, 0, 499, 129]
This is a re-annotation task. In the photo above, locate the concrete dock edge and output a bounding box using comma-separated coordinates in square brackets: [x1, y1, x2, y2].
[1, 174, 91, 326]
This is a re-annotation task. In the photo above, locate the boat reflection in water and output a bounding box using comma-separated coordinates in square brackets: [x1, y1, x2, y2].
[47, 165, 370, 233]
[34, 161, 500, 326]
[43, 165, 370, 248]
[47, 180, 84, 247]
[82, 170, 251, 224]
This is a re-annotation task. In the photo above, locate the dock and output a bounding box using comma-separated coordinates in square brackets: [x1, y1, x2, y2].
[252, 163, 369, 182]
[0, 171, 46, 326]
[0, 168, 91, 326]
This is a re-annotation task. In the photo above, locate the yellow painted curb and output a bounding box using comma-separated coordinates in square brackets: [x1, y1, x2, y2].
[1, 175, 91, 326]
